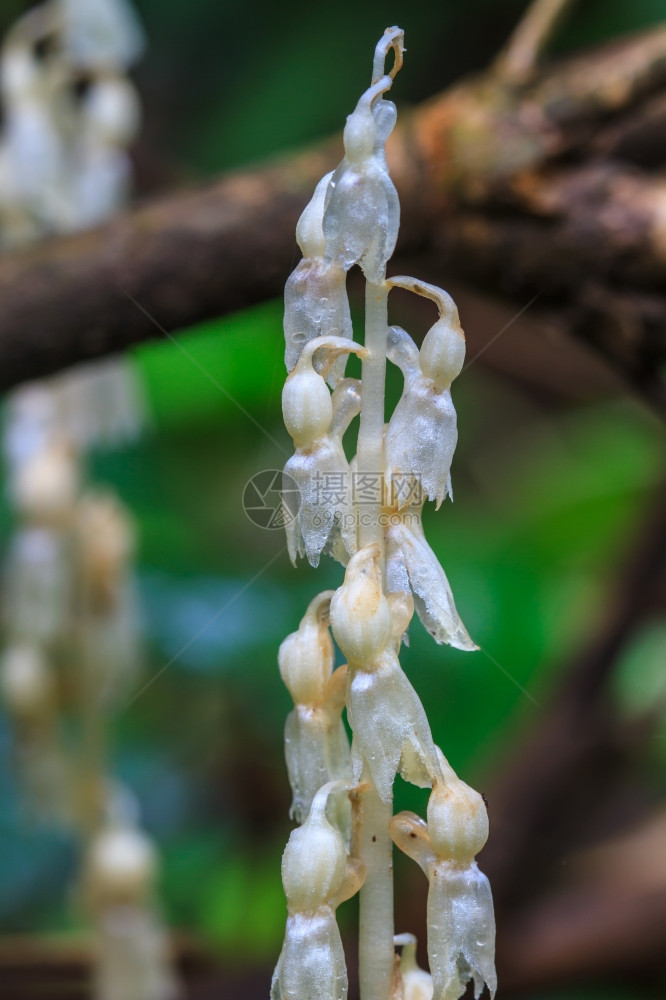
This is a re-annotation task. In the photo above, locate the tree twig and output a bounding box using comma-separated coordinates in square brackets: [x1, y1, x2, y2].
[494, 0, 577, 84]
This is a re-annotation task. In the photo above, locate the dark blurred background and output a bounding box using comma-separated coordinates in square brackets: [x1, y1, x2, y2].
[0, 1, 665, 999]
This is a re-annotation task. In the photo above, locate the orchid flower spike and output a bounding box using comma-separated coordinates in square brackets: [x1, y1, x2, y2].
[276, 27, 491, 1000]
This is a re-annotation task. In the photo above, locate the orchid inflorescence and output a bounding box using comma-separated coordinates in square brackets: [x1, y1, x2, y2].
[274, 28, 496, 1000]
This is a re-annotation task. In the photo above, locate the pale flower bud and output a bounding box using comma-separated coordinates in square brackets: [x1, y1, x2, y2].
[388, 276, 465, 391]
[419, 319, 465, 391]
[296, 171, 332, 259]
[4, 528, 69, 643]
[343, 105, 376, 165]
[330, 545, 392, 666]
[11, 441, 78, 524]
[281, 783, 348, 911]
[282, 366, 333, 449]
[76, 492, 135, 609]
[0, 644, 53, 719]
[283, 336, 365, 449]
[427, 751, 488, 863]
[279, 591, 335, 707]
[86, 825, 157, 909]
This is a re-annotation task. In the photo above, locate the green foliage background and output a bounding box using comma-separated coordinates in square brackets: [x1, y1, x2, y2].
[0, 1, 665, 997]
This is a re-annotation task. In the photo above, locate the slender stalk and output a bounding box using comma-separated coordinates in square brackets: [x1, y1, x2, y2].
[356, 280, 389, 561]
[355, 279, 393, 1000]
[355, 772, 395, 1000]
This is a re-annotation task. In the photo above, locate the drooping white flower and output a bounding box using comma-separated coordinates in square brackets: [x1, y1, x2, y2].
[279, 591, 351, 826]
[75, 492, 142, 704]
[322, 30, 404, 283]
[390, 751, 496, 1000]
[84, 820, 178, 1000]
[283, 337, 365, 566]
[331, 546, 441, 801]
[0, 642, 70, 824]
[385, 277, 466, 510]
[272, 782, 365, 1000]
[284, 171, 353, 385]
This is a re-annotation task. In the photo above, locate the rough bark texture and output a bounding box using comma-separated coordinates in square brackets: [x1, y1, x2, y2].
[1, 27, 666, 411]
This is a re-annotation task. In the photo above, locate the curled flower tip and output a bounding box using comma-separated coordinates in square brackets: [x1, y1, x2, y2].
[388, 276, 461, 332]
[308, 589, 336, 626]
[305, 335, 368, 381]
[390, 811, 436, 874]
[372, 26, 405, 84]
[388, 276, 465, 390]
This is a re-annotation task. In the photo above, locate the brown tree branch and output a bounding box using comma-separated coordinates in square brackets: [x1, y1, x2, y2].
[1, 26, 666, 409]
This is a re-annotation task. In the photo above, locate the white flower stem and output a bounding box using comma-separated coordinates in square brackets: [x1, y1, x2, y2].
[357, 279, 388, 564]
[355, 278, 393, 1000]
[355, 771, 395, 1000]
